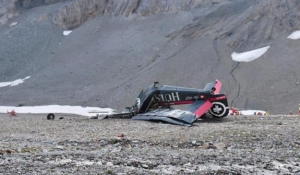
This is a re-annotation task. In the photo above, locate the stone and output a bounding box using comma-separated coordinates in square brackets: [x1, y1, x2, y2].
[141, 164, 149, 169]
[106, 162, 114, 166]
[202, 143, 210, 149]
[113, 143, 120, 147]
[214, 142, 226, 149]
[5, 149, 15, 154]
[100, 140, 107, 146]
[191, 140, 197, 145]
[55, 146, 64, 149]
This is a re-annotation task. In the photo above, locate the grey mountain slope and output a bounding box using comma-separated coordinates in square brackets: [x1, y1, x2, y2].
[0, 0, 300, 114]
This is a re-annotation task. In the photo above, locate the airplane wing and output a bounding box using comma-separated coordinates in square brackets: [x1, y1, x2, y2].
[132, 109, 198, 126]
[188, 99, 213, 118]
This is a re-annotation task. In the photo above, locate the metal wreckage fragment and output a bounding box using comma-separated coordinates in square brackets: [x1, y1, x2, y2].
[98, 80, 229, 126]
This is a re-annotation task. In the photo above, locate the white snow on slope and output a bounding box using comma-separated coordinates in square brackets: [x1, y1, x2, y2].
[0, 105, 115, 117]
[287, 31, 300, 40]
[239, 110, 267, 115]
[63, 30, 72, 36]
[231, 46, 270, 62]
[0, 76, 30, 88]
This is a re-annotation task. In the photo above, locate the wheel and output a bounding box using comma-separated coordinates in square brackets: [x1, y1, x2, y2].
[47, 113, 55, 120]
[208, 101, 229, 118]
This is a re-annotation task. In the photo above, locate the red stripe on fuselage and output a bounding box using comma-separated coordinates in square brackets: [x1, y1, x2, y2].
[208, 96, 227, 102]
[194, 100, 212, 118]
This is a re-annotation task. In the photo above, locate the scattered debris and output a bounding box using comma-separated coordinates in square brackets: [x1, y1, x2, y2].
[0, 115, 299, 174]
[118, 134, 124, 138]
[229, 108, 268, 116]
[7, 110, 16, 116]
[47, 113, 55, 120]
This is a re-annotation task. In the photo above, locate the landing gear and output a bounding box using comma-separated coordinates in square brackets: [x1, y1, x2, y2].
[47, 113, 55, 120]
[208, 101, 229, 118]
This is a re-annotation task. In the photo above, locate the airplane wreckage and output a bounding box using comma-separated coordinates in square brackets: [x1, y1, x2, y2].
[96, 80, 229, 126]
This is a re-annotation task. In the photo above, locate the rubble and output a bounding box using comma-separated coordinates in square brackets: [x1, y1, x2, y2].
[0, 114, 299, 174]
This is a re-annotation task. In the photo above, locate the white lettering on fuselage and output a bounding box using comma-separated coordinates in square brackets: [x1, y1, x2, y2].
[159, 92, 180, 102]
[185, 96, 199, 100]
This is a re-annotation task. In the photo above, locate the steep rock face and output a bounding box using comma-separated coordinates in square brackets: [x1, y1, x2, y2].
[2, 0, 300, 51]
[173, 0, 300, 51]
[0, 0, 67, 25]
[52, 0, 213, 29]
[0, 0, 19, 25]
[21, 0, 69, 8]
[53, 0, 300, 51]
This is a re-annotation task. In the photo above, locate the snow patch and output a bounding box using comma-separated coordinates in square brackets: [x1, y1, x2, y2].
[0, 76, 30, 88]
[231, 46, 270, 62]
[49, 159, 100, 166]
[239, 110, 267, 115]
[63, 30, 72, 36]
[0, 105, 115, 117]
[9, 22, 18, 28]
[287, 30, 300, 40]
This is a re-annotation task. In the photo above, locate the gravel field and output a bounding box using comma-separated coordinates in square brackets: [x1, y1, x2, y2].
[1, 114, 300, 174]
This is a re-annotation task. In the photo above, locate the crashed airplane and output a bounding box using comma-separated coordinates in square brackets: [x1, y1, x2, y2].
[100, 80, 229, 126]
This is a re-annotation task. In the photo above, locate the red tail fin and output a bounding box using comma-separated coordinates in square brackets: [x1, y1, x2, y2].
[214, 79, 222, 94]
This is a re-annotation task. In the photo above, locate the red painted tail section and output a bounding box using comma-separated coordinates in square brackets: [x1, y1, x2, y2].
[194, 100, 212, 117]
[214, 79, 222, 94]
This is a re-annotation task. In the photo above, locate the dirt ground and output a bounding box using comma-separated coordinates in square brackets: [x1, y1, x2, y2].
[1, 114, 300, 174]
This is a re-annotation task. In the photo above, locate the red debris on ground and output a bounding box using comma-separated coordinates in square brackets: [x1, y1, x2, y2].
[118, 134, 124, 138]
[229, 107, 240, 115]
[7, 110, 17, 116]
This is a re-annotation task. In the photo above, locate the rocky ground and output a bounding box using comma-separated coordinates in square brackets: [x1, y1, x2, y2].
[1, 0, 300, 114]
[1, 114, 300, 174]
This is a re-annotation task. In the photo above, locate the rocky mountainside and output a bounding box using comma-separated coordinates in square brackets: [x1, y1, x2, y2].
[0, 0, 300, 114]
